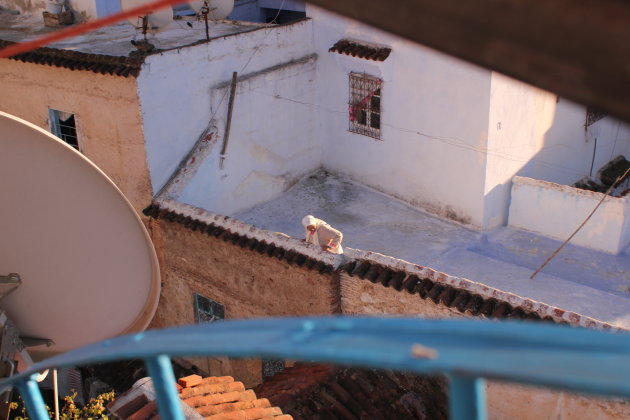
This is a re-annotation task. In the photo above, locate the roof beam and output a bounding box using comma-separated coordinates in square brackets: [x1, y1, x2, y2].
[306, 0, 630, 122]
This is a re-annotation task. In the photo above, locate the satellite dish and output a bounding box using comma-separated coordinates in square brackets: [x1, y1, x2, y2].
[0, 111, 160, 357]
[189, 0, 234, 19]
[120, 0, 173, 34]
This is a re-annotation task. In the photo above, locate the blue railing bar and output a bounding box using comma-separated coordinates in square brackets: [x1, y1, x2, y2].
[16, 377, 49, 420]
[2, 318, 630, 399]
[449, 374, 487, 420]
[145, 355, 185, 420]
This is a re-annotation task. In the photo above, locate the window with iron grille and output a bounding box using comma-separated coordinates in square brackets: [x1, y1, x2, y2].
[49, 109, 79, 150]
[193, 293, 225, 323]
[349, 73, 382, 139]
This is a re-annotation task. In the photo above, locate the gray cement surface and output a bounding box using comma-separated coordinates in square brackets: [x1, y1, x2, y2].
[236, 170, 630, 328]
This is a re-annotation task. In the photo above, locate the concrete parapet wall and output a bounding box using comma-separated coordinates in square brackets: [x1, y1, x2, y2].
[509, 176, 630, 254]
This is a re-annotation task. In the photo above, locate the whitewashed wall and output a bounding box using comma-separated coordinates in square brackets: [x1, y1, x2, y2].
[483, 73, 630, 229]
[508, 176, 630, 254]
[484, 74, 582, 229]
[138, 19, 321, 215]
[307, 5, 492, 227]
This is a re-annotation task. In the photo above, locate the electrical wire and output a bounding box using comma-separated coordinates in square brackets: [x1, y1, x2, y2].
[248, 88, 600, 178]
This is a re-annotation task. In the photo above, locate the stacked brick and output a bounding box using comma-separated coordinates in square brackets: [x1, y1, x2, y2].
[112, 374, 292, 420]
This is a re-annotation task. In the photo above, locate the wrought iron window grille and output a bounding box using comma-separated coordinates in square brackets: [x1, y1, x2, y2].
[349, 73, 382, 139]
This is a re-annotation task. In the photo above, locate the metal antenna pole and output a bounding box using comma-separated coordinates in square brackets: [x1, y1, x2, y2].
[142, 15, 148, 40]
[201, 2, 209, 41]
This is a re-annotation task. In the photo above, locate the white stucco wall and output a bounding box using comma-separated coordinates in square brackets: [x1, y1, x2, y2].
[307, 5, 492, 227]
[138, 19, 320, 215]
[508, 176, 630, 254]
[483, 74, 630, 229]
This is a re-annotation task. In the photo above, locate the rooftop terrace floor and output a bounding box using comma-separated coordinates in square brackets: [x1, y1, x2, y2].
[236, 170, 630, 329]
[0, 10, 264, 56]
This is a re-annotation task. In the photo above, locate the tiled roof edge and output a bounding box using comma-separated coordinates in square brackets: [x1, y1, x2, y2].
[0, 39, 145, 77]
[329, 39, 391, 61]
[143, 199, 622, 332]
[341, 249, 625, 333]
[144, 199, 342, 274]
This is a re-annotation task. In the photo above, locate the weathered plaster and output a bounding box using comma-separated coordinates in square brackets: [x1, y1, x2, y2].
[158, 54, 320, 216]
[0, 60, 152, 214]
[138, 19, 319, 214]
[487, 381, 630, 420]
[148, 208, 339, 386]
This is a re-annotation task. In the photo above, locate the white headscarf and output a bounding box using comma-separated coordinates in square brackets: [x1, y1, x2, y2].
[302, 214, 321, 245]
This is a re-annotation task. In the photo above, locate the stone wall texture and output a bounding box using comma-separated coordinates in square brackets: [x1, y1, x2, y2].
[148, 220, 339, 386]
[148, 219, 630, 417]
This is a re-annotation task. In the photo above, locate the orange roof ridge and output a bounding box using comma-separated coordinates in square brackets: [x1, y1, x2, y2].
[181, 381, 245, 399]
[179, 374, 203, 388]
[112, 375, 292, 420]
[196, 398, 271, 417]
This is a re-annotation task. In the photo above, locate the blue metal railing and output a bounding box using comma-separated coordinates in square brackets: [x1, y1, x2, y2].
[2, 317, 630, 420]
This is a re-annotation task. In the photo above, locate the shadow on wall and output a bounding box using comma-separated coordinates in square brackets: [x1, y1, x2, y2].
[483, 97, 630, 231]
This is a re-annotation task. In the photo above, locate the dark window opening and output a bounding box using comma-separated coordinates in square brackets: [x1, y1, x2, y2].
[49, 109, 79, 150]
[193, 293, 225, 323]
[262, 359, 285, 379]
[349, 73, 382, 139]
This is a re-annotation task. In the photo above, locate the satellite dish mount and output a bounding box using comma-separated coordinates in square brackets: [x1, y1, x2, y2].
[140, 14, 149, 40]
[200, 1, 210, 41]
[189, 0, 234, 41]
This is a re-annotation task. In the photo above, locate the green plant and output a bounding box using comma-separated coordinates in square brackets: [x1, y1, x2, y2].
[11, 390, 115, 420]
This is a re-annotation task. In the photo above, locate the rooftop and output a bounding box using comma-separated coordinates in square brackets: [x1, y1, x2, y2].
[110, 374, 291, 419]
[255, 363, 448, 419]
[235, 170, 630, 329]
[0, 10, 265, 57]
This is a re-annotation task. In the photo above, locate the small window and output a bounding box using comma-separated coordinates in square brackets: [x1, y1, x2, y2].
[193, 293, 224, 323]
[262, 359, 285, 379]
[349, 73, 382, 139]
[49, 109, 79, 150]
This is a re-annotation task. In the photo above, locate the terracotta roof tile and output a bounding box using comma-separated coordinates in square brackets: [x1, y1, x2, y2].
[329, 39, 392, 61]
[196, 398, 271, 417]
[0, 39, 145, 77]
[179, 374, 203, 388]
[185, 390, 254, 408]
[339, 259, 559, 324]
[114, 375, 291, 420]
